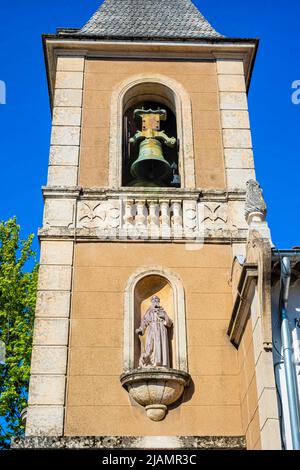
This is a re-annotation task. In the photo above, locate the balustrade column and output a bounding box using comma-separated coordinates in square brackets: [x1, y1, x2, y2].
[171, 200, 183, 238]
[135, 200, 148, 229]
[123, 199, 135, 228]
[148, 200, 160, 239]
[160, 200, 171, 238]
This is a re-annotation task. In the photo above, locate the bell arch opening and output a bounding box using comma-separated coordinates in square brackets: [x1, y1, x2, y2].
[109, 74, 195, 189]
[122, 83, 180, 188]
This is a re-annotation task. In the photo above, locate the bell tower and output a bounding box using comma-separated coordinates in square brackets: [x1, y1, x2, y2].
[18, 0, 281, 451]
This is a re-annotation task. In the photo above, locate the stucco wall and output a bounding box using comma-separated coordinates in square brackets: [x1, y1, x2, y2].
[64, 242, 242, 436]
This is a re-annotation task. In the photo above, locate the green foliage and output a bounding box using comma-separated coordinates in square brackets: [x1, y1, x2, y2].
[0, 218, 38, 449]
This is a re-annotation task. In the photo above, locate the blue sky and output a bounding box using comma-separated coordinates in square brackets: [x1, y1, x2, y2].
[0, 0, 299, 253]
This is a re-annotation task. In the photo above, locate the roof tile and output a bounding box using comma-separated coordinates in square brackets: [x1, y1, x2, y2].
[79, 0, 224, 39]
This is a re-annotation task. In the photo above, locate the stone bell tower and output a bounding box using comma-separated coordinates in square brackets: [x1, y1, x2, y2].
[17, 0, 282, 451]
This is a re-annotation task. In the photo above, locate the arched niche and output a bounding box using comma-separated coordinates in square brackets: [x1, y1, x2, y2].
[109, 74, 196, 189]
[123, 267, 188, 372]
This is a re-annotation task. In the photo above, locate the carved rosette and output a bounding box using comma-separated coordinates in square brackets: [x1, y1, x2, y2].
[120, 369, 190, 421]
[77, 201, 120, 230]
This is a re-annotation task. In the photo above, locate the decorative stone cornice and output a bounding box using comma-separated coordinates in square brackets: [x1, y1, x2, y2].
[39, 187, 248, 242]
[42, 186, 247, 200]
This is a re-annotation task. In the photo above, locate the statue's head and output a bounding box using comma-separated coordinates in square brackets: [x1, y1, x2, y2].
[246, 179, 260, 190]
[151, 295, 160, 308]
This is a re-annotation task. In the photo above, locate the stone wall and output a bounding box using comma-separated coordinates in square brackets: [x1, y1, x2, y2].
[12, 435, 246, 450]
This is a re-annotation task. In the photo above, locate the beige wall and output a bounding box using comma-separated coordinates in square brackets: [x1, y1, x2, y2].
[79, 59, 225, 189]
[65, 242, 242, 436]
[238, 319, 261, 450]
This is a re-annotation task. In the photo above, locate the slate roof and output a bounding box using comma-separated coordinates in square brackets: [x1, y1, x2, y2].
[79, 0, 224, 40]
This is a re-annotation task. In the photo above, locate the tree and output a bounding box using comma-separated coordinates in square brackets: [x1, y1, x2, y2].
[0, 218, 38, 449]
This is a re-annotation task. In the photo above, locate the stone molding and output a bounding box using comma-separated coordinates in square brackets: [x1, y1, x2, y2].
[40, 187, 248, 242]
[12, 435, 246, 450]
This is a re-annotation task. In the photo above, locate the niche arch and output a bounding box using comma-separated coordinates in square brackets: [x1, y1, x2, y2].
[109, 74, 196, 189]
[123, 267, 188, 372]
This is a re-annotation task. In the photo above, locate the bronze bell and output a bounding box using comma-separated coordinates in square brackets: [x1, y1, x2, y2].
[131, 139, 171, 181]
[129, 108, 176, 186]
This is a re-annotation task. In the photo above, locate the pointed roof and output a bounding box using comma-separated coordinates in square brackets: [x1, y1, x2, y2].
[79, 0, 224, 40]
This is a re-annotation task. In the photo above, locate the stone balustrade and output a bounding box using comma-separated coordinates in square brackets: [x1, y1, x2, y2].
[40, 188, 249, 242]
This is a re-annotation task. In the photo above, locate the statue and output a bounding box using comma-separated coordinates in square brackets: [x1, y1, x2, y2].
[245, 179, 267, 222]
[136, 295, 173, 369]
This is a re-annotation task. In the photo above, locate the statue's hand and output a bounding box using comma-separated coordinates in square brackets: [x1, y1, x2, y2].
[136, 328, 143, 336]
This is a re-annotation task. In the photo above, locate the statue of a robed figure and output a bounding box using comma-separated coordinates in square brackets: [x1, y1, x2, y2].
[121, 294, 189, 421]
[136, 295, 173, 369]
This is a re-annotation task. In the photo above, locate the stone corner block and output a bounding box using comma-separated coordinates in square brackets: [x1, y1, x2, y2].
[227, 168, 256, 190]
[44, 199, 75, 228]
[38, 265, 72, 291]
[28, 375, 66, 406]
[26, 406, 64, 437]
[260, 419, 282, 450]
[220, 92, 248, 111]
[50, 146, 79, 166]
[218, 74, 246, 93]
[54, 89, 83, 108]
[51, 126, 80, 146]
[47, 166, 78, 187]
[221, 110, 250, 129]
[57, 56, 85, 72]
[55, 71, 83, 90]
[52, 107, 82, 126]
[30, 346, 68, 375]
[40, 241, 74, 266]
[216, 59, 245, 75]
[33, 318, 69, 346]
[36, 291, 71, 318]
[223, 129, 252, 149]
[224, 148, 254, 169]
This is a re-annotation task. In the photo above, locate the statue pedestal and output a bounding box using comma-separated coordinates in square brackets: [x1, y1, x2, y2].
[120, 368, 190, 421]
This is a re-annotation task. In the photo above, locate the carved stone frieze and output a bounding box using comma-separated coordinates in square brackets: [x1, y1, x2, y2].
[77, 201, 120, 230]
[200, 202, 228, 228]
[40, 188, 249, 242]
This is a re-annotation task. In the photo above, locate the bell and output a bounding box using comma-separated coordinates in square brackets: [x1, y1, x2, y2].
[130, 139, 172, 181]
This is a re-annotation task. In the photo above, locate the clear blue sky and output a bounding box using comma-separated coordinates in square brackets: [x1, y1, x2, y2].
[0, 0, 299, 253]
